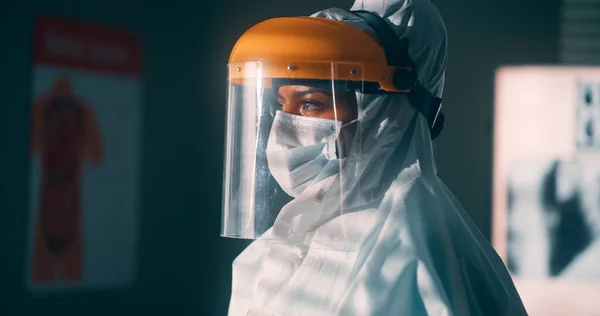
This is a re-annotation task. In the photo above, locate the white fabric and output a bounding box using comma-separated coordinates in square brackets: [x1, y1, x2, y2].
[266, 111, 342, 201]
[228, 1, 528, 315]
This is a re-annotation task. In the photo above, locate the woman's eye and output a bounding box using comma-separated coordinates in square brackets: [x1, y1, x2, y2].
[303, 101, 322, 112]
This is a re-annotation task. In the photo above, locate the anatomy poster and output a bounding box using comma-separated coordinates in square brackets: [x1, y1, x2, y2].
[493, 66, 600, 315]
[27, 16, 141, 290]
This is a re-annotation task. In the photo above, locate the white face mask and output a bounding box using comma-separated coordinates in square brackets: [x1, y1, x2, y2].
[266, 111, 344, 201]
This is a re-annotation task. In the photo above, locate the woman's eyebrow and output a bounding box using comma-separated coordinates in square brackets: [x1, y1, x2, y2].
[278, 88, 333, 99]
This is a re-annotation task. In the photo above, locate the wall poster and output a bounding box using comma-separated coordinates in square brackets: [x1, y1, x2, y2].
[27, 16, 142, 290]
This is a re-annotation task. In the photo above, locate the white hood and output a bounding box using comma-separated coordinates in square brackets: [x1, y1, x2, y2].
[316, 0, 448, 97]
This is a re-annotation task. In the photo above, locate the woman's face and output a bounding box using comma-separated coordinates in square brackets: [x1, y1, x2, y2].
[277, 85, 358, 157]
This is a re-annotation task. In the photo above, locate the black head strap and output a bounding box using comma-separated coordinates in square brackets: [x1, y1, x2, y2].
[350, 10, 445, 140]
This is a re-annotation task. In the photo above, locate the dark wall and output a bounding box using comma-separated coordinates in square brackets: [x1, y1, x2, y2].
[0, 0, 560, 315]
[433, 0, 561, 236]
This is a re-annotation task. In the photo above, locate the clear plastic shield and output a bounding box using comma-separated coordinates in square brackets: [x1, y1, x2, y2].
[221, 61, 366, 242]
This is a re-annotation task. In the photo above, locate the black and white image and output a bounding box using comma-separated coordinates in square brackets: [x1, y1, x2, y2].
[506, 157, 600, 280]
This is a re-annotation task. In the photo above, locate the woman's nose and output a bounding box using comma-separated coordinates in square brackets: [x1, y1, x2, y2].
[282, 103, 301, 116]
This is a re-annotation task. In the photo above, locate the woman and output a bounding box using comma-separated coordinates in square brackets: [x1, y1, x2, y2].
[223, 1, 527, 315]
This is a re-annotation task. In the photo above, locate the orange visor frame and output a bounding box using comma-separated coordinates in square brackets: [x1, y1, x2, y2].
[227, 17, 414, 93]
[228, 62, 411, 93]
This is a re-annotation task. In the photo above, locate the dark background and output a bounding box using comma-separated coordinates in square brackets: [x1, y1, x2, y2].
[0, 0, 560, 315]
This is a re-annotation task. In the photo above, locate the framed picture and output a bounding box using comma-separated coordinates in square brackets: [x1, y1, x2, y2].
[27, 16, 142, 291]
[493, 66, 600, 315]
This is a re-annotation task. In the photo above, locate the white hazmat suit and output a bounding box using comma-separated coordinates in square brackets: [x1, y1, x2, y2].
[227, 1, 528, 315]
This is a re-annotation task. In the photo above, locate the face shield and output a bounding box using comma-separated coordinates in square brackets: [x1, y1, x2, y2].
[221, 15, 444, 244]
[222, 61, 372, 241]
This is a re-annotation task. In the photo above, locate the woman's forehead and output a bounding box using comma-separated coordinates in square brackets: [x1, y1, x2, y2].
[278, 85, 331, 95]
[277, 85, 357, 101]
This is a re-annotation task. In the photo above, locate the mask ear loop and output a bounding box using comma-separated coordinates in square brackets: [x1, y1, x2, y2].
[341, 118, 359, 128]
[331, 119, 360, 158]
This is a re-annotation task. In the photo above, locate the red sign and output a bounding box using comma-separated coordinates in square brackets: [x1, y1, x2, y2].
[35, 16, 141, 76]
